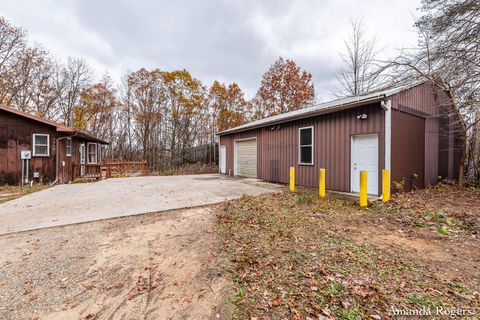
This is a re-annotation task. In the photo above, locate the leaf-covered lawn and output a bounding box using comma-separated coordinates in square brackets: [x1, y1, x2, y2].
[216, 185, 480, 319]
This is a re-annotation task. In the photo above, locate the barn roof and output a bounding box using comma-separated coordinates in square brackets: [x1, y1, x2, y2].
[217, 80, 426, 135]
[0, 105, 109, 144]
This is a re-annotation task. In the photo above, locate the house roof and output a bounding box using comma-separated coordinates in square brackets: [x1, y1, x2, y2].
[217, 80, 427, 135]
[0, 105, 109, 144]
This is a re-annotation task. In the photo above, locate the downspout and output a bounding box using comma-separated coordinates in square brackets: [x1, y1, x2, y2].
[51, 132, 78, 186]
[380, 99, 392, 199]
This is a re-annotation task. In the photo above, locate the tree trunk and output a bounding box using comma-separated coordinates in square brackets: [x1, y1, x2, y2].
[458, 132, 467, 188]
[446, 89, 467, 188]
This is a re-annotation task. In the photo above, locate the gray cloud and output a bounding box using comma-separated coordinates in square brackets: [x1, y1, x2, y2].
[1, 0, 420, 100]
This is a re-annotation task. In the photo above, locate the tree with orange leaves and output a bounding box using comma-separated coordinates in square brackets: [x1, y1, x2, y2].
[252, 57, 315, 119]
[73, 75, 118, 141]
[208, 81, 248, 132]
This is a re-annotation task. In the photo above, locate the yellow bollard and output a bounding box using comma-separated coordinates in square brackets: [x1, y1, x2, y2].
[382, 169, 390, 203]
[319, 168, 326, 198]
[289, 167, 295, 192]
[359, 171, 368, 207]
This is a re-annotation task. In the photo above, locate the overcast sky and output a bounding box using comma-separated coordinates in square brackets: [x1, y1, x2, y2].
[1, 0, 421, 101]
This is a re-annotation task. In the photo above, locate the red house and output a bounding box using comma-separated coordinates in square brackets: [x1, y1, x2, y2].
[0, 105, 109, 185]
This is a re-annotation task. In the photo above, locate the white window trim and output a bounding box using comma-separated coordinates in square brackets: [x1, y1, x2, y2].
[32, 133, 50, 157]
[87, 142, 98, 164]
[298, 126, 314, 165]
[66, 138, 72, 157]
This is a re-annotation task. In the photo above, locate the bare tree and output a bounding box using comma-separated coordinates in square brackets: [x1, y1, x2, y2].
[58, 57, 93, 125]
[384, 0, 480, 187]
[336, 18, 380, 96]
[0, 16, 226, 171]
[0, 17, 25, 73]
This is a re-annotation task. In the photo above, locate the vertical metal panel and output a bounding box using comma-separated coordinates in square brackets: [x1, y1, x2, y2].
[391, 110, 425, 191]
[390, 82, 436, 186]
[389, 82, 462, 185]
[220, 103, 385, 194]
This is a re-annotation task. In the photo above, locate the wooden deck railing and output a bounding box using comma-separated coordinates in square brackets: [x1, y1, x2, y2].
[103, 161, 148, 178]
[72, 160, 148, 181]
[72, 162, 102, 180]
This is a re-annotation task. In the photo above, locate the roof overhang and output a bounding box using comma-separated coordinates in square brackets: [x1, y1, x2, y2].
[216, 95, 386, 136]
[74, 131, 110, 145]
[0, 105, 110, 144]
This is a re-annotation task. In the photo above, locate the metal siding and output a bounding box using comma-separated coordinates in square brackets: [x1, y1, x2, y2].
[220, 82, 459, 192]
[390, 82, 460, 185]
[220, 129, 261, 178]
[221, 103, 385, 194]
[390, 82, 435, 186]
[391, 110, 425, 191]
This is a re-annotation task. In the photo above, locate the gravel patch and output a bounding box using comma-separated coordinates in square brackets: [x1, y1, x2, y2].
[0, 207, 230, 320]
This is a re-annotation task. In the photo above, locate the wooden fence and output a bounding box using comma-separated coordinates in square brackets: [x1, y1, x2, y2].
[72, 162, 102, 180]
[72, 160, 148, 181]
[103, 160, 148, 178]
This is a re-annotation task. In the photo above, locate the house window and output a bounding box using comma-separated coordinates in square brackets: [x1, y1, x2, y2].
[33, 134, 50, 156]
[299, 126, 314, 165]
[87, 142, 97, 164]
[66, 138, 72, 157]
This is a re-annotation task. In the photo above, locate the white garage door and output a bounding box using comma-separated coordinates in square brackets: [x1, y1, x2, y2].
[235, 139, 257, 178]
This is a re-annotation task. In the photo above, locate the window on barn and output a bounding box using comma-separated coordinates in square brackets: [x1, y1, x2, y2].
[66, 138, 72, 156]
[87, 142, 97, 164]
[299, 126, 314, 165]
[33, 134, 50, 156]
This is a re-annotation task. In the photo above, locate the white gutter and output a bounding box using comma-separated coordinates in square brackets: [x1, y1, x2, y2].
[379, 99, 392, 200]
[384, 99, 392, 172]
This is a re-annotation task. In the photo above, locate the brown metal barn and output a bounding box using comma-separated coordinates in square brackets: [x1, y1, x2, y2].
[0, 105, 109, 185]
[217, 81, 461, 195]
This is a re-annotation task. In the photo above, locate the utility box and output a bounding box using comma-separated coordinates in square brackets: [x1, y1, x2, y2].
[20, 150, 31, 160]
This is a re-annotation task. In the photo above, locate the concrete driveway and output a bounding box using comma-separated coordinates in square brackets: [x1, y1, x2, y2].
[0, 174, 282, 235]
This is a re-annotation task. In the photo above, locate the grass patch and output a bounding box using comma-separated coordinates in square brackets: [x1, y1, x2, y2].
[373, 185, 480, 235]
[216, 189, 479, 319]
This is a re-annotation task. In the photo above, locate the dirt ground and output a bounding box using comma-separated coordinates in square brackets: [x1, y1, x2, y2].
[2, 184, 478, 320]
[0, 206, 231, 320]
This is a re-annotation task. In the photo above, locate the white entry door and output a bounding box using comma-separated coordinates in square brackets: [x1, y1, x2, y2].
[219, 146, 226, 174]
[351, 134, 378, 195]
[79, 143, 86, 176]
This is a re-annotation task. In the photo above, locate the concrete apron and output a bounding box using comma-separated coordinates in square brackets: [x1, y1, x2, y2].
[0, 174, 282, 235]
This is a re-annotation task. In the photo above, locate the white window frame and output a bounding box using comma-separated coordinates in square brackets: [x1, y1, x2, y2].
[298, 126, 314, 165]
[87, 142, 98, 164]
[32, 133, 50, 157]
[66, 138, 72, 157]
[97, 143, 102, 163]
